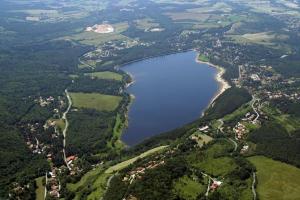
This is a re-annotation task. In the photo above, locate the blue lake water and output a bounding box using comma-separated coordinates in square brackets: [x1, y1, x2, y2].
[122, 51, 218, 145]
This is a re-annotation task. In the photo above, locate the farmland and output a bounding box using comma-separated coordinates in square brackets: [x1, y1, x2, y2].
[70, 92, 122, 111]
[248, 156, 300, 200]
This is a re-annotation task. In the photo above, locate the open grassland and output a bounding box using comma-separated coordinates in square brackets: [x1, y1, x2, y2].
[248, 156, 300, 200]
[105, 146, 168, 174]
[70, 92, 122, 112]
[197, 157, 237, 177]
[198, 54, 209, 62]
[273, 114, 300, 134]
[192, 132, 213, 147]
[263, 105, 300, 134]
[52, 118, 66, 131]
[67, 167, 110, 200]
[187, 140, 235, 176]
[173, 175, 206, 200]
[84, 71, 123, 81]
[223, 103, 252, 122]
[134, 18, 160, 30]
[35, 177, 45, 200]
[226, 32, 290, 50]
[107, 114, 125, 150]
[62, 22, 130, 46]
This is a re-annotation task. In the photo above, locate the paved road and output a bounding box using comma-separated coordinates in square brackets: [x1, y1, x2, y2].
[217, 119, 224, 133]
[79, 57, 95, 69]
[228, 138, 238, 152]
[252, 172, 257, 200]
[44, 172, 48, 200]
[62, 89, 72, 170]
[251, 96, 260, 123]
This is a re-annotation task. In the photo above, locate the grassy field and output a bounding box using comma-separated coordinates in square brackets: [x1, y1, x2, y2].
[223, 103, 251, 122]
[248, 156, 300, 200]
[52, 118, 66, 131]
[188, 140, 235, 177]
[105, 146, 168, 174]
[192, 132, 213, 147]
[84, 71, 123, 81]
[173, 175, 206, 200]
[274, 114, 300, 134]
[134, 18, 160, 30]
[70, 92, 122, 112]
[197, 157, 237, 177]
[198, 54, 209, 62]
[226, 32, 289, 50]
[67, 166, 110, 200]
[35, 177, 45, 200]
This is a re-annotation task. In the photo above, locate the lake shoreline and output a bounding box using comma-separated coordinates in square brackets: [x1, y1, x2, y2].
[195, 53, 231, 116]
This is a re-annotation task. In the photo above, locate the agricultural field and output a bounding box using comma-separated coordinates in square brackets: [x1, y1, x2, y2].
[61, 22, 131, 47]
[70, 92, 122, 112]
[248, 156, 300, 200]
[84, 71, 123, 81]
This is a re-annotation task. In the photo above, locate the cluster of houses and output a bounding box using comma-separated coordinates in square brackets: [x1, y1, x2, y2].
[123, 160, 165, 184]
[240, 144, 249, 154]
[233, 122, 247, 140]
[47, 169, 61, 198]
[66, 155, 82, 175]
[35, 96, 55, 107]
[266, 91, 300, 101]
[241, 112, 258, 124]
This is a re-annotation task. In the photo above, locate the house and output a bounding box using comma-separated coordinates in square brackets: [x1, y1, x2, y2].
[210, 180, 222, 190]
[66, 155, 77, 162]
[199, 125, 209, 131]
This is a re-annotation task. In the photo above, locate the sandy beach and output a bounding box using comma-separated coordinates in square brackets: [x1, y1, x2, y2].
[195, 53, 231, 108]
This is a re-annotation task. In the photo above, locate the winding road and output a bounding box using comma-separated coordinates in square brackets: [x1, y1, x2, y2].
[228, 138, 238, 152]
[252, 172, 257, 200]
[251, 96, 260, 123]
[62, 89, 72, 170]
[217, 119, 238, 152]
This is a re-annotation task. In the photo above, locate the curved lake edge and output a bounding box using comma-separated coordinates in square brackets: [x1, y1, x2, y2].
[195, 54, 231, 116]
[120, 51, 231, 146]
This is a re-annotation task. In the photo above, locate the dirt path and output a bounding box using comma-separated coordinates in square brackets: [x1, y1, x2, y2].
[62, 89, 72, 170]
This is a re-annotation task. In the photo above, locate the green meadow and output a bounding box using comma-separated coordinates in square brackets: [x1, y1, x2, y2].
[248, 156, 300, 200]
[70, 92, 122, 112]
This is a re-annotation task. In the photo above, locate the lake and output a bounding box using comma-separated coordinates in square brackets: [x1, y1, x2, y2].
[122, 51, 218, 145]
